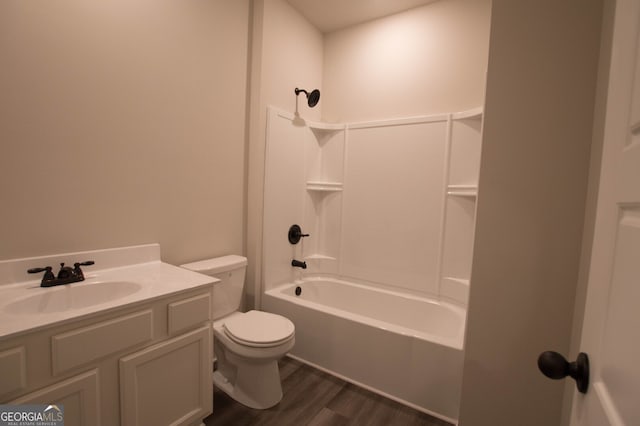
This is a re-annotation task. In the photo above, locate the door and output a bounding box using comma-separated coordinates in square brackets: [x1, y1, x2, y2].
[570, 0, 640, 424]
[11, 370, 100, 426]
[120, 326, 212, 426]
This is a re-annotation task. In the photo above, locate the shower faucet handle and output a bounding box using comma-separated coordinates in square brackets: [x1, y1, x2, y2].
[288, 224, 309, 244]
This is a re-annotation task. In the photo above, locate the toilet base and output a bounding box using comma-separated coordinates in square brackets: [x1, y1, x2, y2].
[213, 359, 283, 409]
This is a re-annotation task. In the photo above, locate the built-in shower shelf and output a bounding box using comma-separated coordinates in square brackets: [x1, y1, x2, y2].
[443, 276, 470, 286]
[306, 181, 343, 192]
[307, 121, 345, 131]
[304, 254, 337, 261]
[447, 185, 477, 197]
[303, 254, 339, 273]
[451, 107, 483, 120]
[441, 276, 470, 305]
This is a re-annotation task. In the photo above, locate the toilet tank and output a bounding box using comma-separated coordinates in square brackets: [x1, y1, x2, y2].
[180, 255, 248, 320]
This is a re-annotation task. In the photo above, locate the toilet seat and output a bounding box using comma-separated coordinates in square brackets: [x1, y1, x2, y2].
[223, 310, 295, 348]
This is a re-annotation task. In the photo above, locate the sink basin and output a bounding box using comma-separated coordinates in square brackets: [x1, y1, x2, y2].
[4, 281, 142, 315]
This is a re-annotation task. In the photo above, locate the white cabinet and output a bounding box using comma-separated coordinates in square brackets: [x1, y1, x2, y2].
[0, 288, 212, 426]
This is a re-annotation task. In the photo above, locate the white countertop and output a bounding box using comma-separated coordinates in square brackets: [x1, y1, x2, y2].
[0, 245, 216, 341]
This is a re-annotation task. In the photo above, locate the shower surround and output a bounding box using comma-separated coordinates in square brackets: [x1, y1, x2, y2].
[261, 106, 482, 421]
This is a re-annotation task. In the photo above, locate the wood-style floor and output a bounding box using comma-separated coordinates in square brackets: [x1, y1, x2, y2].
[204, 357, 453, 426]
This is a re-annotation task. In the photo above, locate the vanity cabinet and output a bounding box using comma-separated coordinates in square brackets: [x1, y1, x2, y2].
[0, 287, 213, 426]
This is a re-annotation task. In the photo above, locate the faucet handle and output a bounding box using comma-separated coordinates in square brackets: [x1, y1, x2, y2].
[27, 266, 55, 281]
[73, 261, 94, 279]
[28, 266, 53, 273]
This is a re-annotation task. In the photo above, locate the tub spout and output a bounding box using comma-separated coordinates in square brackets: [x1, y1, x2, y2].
[291, 259, 307, 269]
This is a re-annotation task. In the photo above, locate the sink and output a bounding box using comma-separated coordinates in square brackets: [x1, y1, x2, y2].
[4, 281, 142, 315]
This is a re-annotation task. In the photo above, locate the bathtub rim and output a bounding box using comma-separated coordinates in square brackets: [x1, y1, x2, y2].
[264, 277, 466, 351]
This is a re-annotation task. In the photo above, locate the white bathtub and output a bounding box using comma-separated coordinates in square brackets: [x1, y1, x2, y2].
[263, 278, 466, 423]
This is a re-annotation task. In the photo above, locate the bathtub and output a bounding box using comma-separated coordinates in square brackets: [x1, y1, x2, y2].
[263, 278, 466, 423]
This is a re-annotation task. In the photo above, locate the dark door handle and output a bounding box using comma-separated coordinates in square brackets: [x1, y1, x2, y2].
[537, 351, 589, 393]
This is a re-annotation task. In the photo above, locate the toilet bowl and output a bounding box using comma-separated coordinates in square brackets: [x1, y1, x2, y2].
[180, 256, 295, 409]
[213, 310, 295, 409]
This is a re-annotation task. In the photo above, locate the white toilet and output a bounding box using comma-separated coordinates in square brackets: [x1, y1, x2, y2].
[181, 255, 295, 409]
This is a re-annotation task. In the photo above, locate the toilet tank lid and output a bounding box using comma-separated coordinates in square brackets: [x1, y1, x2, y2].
[180, 255, 247, 274]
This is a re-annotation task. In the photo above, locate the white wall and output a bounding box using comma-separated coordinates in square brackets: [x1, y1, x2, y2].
[247, 0, 323, 306]
[322, 0, 491, 122]
[340, 121, 448, 295]
[458, 0, 605, 424]
[0, 0, 250, 265]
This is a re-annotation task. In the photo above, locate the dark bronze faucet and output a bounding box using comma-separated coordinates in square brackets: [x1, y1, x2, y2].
[28, 261, 95, 287]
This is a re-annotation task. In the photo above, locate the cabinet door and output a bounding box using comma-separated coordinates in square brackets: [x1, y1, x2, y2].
[11, 369, 100, 426]
[120, 326, 212, 426]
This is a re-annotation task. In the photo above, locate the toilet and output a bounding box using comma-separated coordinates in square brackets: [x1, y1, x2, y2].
[180, 255, 295, 409]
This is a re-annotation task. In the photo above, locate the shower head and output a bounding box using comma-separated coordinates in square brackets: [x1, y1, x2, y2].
[295, 88, 320, 108]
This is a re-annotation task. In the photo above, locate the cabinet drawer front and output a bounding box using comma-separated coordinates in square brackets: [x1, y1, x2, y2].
[0, 347, 26, 398]
[167, 293, 210, 335]
[52, 310, 153, 375]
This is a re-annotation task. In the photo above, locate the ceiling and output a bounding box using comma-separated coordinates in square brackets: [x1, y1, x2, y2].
[285, 0, 440, 33]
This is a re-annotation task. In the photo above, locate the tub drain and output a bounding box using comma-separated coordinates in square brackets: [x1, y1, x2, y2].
[295, 286, 302, 296]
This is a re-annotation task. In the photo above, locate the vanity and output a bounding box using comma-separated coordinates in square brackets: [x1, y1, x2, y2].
[0, 244, 216, 426]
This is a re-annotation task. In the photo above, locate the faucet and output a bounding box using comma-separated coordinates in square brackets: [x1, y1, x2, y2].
[291, 259, 307, 269]
[28, 261, 95, 287]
